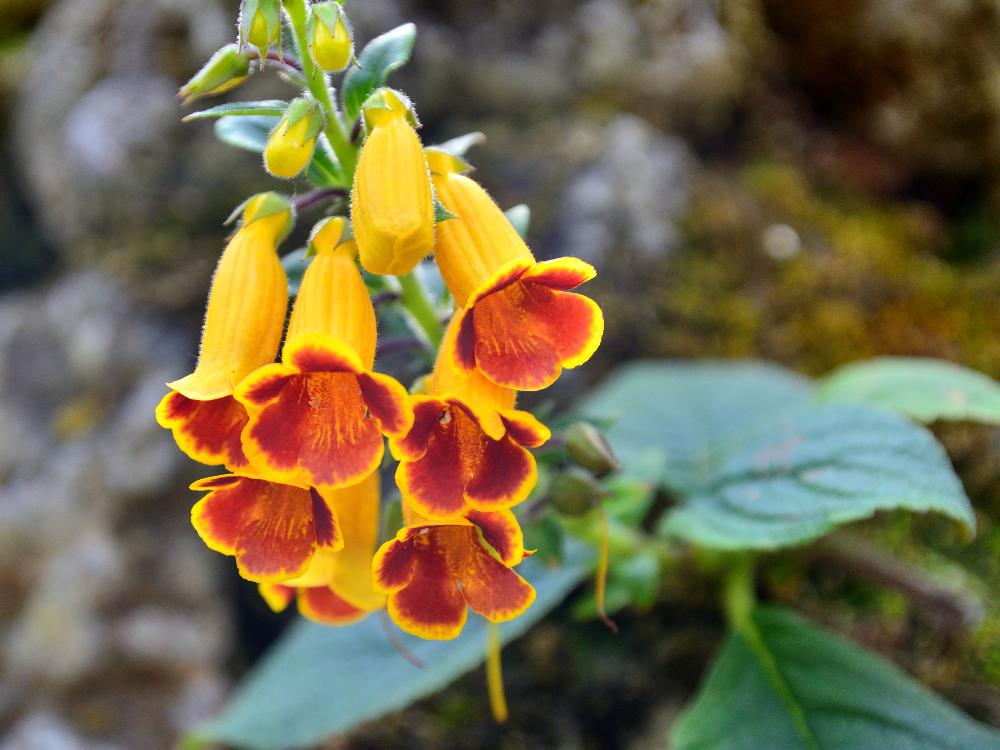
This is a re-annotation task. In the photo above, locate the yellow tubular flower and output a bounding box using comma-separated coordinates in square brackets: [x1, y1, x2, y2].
[427, 149, 532, 307]
[167, 193, 291, 401]
[351, 88, 435, 276]
[264, 98, 323, 179]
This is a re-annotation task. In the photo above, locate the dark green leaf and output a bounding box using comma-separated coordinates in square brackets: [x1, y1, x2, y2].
[183, 100, 288, 121]
[341, 23, 416, 124]
[673, 607, 1000, 750]
[186, 543, 592, 750]
[817, 357, 1000, 424]
[661, 403, 974, 550]
[579, 361, 814, 492]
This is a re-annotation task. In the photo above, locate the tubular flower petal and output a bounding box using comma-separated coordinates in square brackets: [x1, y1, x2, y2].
[190, 474, 343, 583]
[236, 241, 413, 490]
[390, 316, 550, 519]
[372, 509, 535, 640]
[167, 194, 291, 401]
[351, 89, 434, 276]
[256, 471, 385, 624]
[155, 391, 249, 471]
[430, 154, 603, 390]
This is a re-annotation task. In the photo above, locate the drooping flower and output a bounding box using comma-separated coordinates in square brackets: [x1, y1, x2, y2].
[157, 193, 291, 470]
[373, 505, 535, 640]
[241, 0, 281, 54]
[308, 1, 354, 73]
[178, 44, 252, 104]
[264, 97, 324, 179]
[190, 474, 343, 582]
[351, 88, 435, 276]
[258, 470, 385, 624]
[236, 222, 413, 490]
[390, 315, 550, 519]
[428, 149, 603, 391]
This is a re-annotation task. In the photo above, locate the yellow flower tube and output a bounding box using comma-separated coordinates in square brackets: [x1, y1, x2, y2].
[167, 193, 291, 402]
[351, 88, 435, 276]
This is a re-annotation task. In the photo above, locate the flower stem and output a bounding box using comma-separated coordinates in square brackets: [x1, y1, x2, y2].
[283, 0, 357, 179]
[486, 623, 508, 724]
[722, 553, 756, 632]
[397, 271, 443, 348]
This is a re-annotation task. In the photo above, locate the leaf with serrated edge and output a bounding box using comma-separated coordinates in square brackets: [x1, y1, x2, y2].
[817, 356, 1000, 424]
[185, 542, 592, 750]
[673, 607, 1000, 750]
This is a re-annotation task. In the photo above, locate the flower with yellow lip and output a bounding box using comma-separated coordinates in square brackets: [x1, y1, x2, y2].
[235, 219, 414, 491]
[427, 149, 604, 391]
[259, 470, 386, 625]
[308, 2, 354, 73]
[351, 88, 435, 276]
[373, 502, 535, 640]
[264, 97, 324, 179]
[390, 315, 550, 520]
[157, 193, 291, 471]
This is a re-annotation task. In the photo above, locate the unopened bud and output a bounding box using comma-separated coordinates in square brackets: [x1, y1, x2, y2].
[548, 467, 606, 517]
[241, 0, 282, 53]
[178, 44, 251, 104]
[309, 2, 354, 72]
[264, 98, 324, 179]
[565, 422, 619, 477]
[236, 192, 295, 242]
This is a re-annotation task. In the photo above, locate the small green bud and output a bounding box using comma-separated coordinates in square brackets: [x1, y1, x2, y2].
[565, 422, 619, 477]
[309, 2, 354, 73]
[178, 44, 252, 104]
[548, 467, 606, 517]
[264, 97, 324, 179]
[241, 0, 282, 53]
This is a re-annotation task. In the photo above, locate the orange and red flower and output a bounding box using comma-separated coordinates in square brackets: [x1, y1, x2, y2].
[236, 235, 413, 490]
[190, 474, 343, 582]
[429, 150, 603, 391]
[390, 316, 550, 519]
[158, 193, 291, 470]
[373, 507, 535, 640]
[257, 471, 385, 625]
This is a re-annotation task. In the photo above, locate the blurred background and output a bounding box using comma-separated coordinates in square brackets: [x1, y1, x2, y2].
[2, 0, 1000, 747]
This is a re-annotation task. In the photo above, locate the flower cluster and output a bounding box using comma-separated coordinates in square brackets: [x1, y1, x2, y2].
[161, 0, 603, 641]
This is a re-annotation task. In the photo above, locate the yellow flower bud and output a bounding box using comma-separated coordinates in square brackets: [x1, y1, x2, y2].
[241, 0, 281, 52]
[309, 2, 354, 73]
[178, 44, 252, 104]
[351, 88, 435, 276]
[264, 98, 324, 179]
[167, 193, 293, 400]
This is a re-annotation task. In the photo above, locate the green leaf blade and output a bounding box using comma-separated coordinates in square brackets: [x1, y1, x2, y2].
[183, 100, 289, 121]
[673, 607, 1000, 750]
[186, 543, 592, 750]
[661, 403, 974, 550]
[817, 356, 1000, 424]
[341, 23, 417, 124]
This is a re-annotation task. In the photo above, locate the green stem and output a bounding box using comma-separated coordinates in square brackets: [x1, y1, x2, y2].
[283, 0, 357, 179]
[723, 552, 756, 632]
[397, 272, 443, 348]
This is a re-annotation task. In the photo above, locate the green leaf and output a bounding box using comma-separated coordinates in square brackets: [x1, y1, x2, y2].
[186, 543, 592, 750]
[341, 23, 416, 124]
[213, 116, 346, 187]
[817, 356, 1000, 424]
[183, 100, 288, 121]
[505, 204, 531, 238]
[673, 607, 1000, 750]
[661, 403, 974, 550]
[281, 248, 311, 296]
[578, 361, 814, 492]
